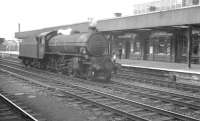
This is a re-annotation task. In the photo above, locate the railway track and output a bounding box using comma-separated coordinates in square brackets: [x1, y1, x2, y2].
[115, 68, 200, 93]
[0, 91, 44, 121]
[1, 60, 200, 120]
[2, 58, 200, 101]
[1, 57, 200, 94]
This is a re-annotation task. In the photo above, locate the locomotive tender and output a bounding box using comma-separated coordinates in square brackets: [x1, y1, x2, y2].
[19, 28, 116, 81]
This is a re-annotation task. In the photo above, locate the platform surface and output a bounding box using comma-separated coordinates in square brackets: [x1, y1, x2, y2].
[0, 51, 19, 55]
[117, 59, 200, 75]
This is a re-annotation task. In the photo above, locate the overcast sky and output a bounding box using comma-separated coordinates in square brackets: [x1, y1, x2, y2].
[0, 0, 155, 39]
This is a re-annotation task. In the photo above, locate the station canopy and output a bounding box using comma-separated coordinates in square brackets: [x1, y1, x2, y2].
[15, 6, 200, 39]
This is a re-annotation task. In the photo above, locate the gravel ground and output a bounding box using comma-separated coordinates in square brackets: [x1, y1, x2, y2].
[0, 71, 117, 121]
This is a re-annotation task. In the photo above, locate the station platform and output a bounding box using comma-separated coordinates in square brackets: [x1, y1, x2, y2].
[0, 51, 19, 58]
[117, 59, 200, 74]
[0, 51, 19, 55]
[117, 59, 200, 86]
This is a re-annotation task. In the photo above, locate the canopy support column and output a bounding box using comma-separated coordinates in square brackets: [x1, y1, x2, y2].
[187, 25, 192, 68]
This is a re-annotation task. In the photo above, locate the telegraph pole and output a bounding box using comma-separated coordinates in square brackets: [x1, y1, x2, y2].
[18, 23, 21, 32]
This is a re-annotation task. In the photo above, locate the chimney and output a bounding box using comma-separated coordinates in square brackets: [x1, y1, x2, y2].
[114, 13, 122, 17]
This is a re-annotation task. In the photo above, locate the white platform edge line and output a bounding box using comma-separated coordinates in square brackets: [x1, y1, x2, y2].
[122, 64, 200, 75]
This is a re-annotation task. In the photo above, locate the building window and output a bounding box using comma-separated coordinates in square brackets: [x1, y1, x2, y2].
[152, 37, 170, 56]
[157, 38, 170, 55]
[150, 32, 172, 56]
[182, 38, 187, 56]
[134, 41, 141, 54]
[193, 0, 199, 5]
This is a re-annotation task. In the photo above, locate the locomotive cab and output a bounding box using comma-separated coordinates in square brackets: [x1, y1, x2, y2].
[36, 35, 45, 59]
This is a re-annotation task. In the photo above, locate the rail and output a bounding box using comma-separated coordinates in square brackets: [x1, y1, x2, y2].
[1, 60, 200, 120]
[0, 93, 38, 121]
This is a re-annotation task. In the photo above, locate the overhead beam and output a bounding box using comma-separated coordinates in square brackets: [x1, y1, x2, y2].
[15, 22, 89, 39]
[15, 6, 200, 39]
[97, 6, 200, 31]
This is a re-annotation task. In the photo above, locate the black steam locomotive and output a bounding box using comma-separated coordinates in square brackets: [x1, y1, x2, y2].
[19, 28, 117, 81]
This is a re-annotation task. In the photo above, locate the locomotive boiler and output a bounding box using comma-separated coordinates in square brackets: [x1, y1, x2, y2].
[48, 32, 107, 56]
[19, 29, 116, 81]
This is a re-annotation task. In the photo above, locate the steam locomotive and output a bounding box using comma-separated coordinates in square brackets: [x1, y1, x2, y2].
[19, 28, 117, 81]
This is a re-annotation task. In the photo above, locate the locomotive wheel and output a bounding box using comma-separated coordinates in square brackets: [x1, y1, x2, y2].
[72, 70, 79, 77]
[23, 59, 29, 67]
[40, 63, 46, 69]
[105, 72, 111, 81]
[87, 69, 95, 81]
[22, 59, 26, 66]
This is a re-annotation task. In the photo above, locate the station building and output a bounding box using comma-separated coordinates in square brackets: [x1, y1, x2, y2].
[15, 2, 200, 67]
[106, 22, 200, 64]
[96, 5, 200, 67]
